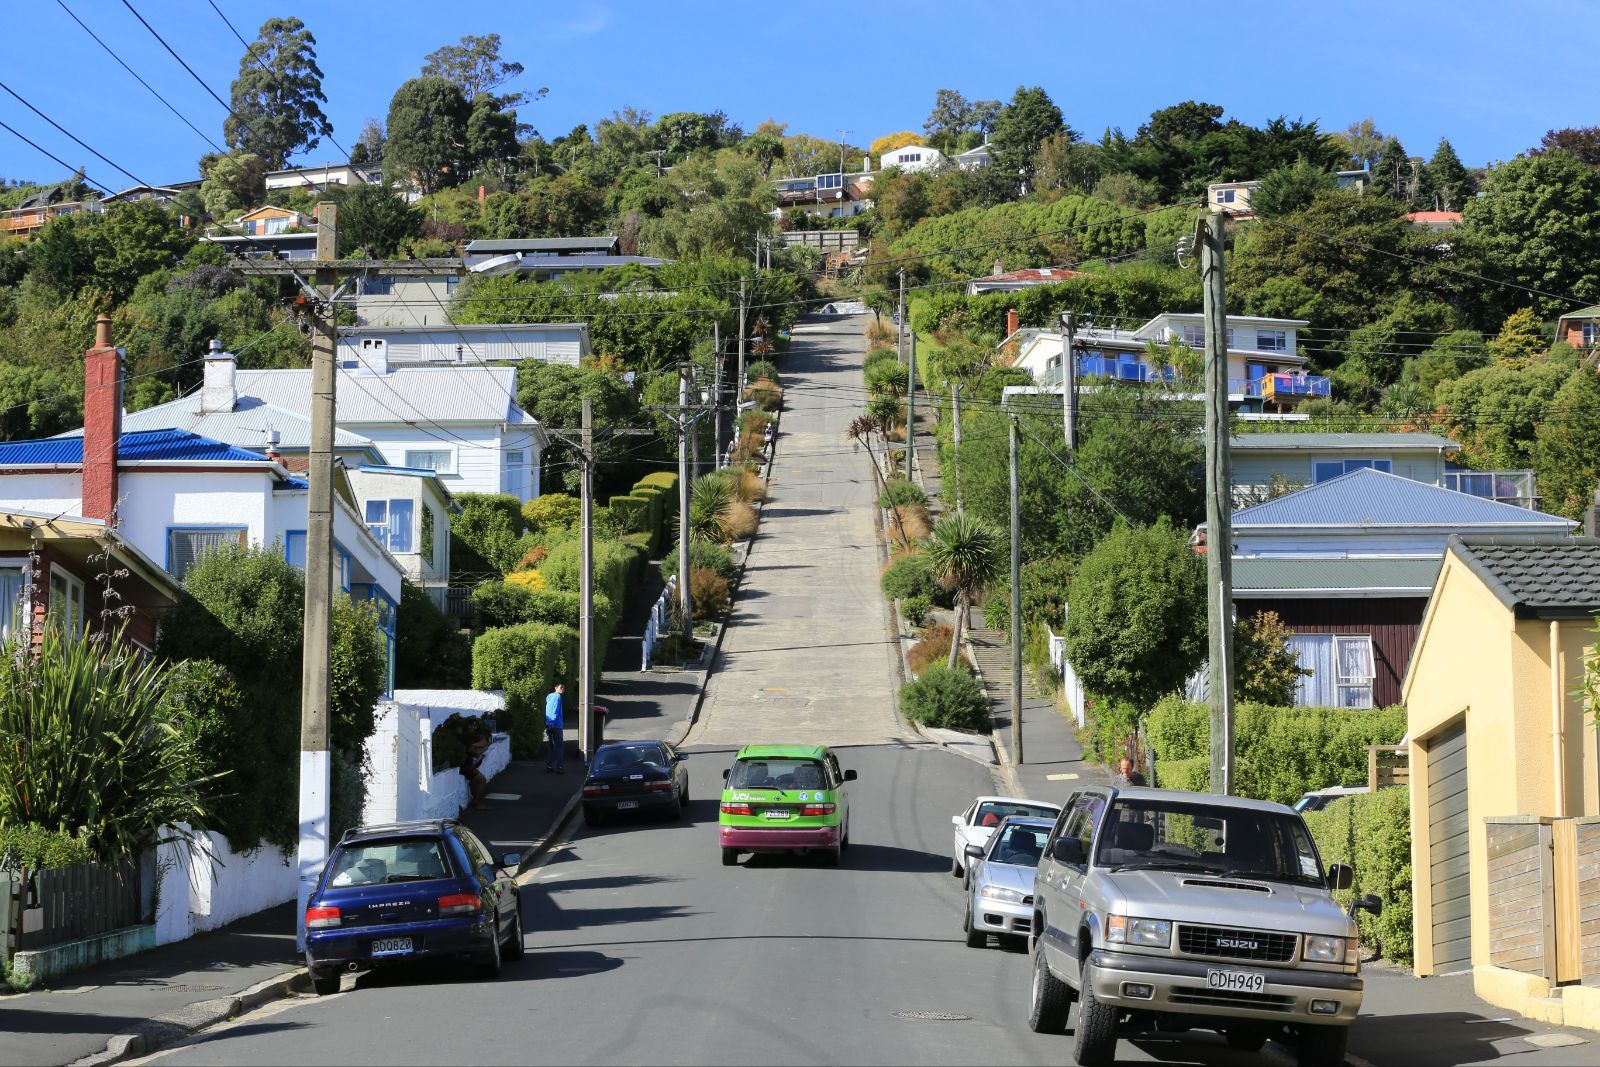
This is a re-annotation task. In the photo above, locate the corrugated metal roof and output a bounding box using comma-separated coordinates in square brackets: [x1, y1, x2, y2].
[1450, 536, 1600, 616]
[466, 236, 618, 254]
[0, 428, 272, 465]
[1229, 432, 1458, 451]
[234, 367, 535, 426]
[97, 397, 375, 451]
[1233, 556, 1441, 594]
[1230, 468, 1574, 529]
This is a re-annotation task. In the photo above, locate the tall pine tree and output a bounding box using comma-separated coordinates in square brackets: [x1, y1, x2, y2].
[225, 17, 333, 170]
[1419, 138, 1472, 211]
[1370, 137, 1418, 207]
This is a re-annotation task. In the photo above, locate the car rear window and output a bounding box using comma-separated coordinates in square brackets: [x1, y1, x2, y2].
[976, 801, 1058, 826]
[729, 758, 827, 791]
[594, 744, 666, 773]
[327, 838, 453, 888]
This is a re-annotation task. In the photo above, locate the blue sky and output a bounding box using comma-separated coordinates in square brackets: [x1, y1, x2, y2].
[1, 0, 1591, 187]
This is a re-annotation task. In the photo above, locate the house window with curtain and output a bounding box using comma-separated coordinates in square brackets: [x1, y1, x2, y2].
[1287, 633, 1376, 709]
[1583, 322, 1599, 346]
[404, 448, 454, 475]
[364, 499, 414, 553]
[49, 566, 86, 636]
[505, 450, 525, 497]
[167, 527, 247, 580]
[1256, 329, 1288, 352]
[284, 530, 306, 570]
[0, 565, 27, 642]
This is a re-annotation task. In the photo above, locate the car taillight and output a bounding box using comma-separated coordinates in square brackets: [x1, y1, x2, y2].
[437, 893, 482, 917]
[582, 783, 610, 796]
[305, 905, 341, 929]
[720, 802, 752, 816]
[801, 803, 835, 816]
[644, 780, 674, 792]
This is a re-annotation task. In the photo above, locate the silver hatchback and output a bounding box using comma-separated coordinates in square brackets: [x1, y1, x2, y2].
[963, 816, 1054, 948]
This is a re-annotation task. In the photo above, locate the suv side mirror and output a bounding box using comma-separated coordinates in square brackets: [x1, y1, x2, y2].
[722, 768, 730, 781]
[843, 769, 858, 782]
[1051, 837, 1085, 866]
[1350, 892, 1382, 919]
[964, 843, 986, 860]
[1327, 863, 1354, 892]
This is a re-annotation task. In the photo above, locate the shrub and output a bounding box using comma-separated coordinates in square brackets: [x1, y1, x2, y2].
[690, 475, 736, 542]
[748, 378, 783, 412]
[900, 664, 989, 731]
[664, 538, 737, 584]
[1083, 699, 1143, 766]
[396, 579, 470, 688]
[430, 715, 469, 773]
[522, 493, 580, 533]
[866, 359, 909, 397]
[1144, 696, 1407, 806]
[1303, 789, 1413, 966]
[736, 469, 768, 503]
[471, 622, 577, 758]
[907, 621, 956, 676]
[687, 565, 732, 619]
[470, 580, 536, 629]
[608, 493, 652, 536]
[1151, 756, 1210, 793]
[865, 319, 897, 347]
[514, 543, 550, 572]
[886, 503, 932, 548]
[746, 359, 778, 383]
[451, 493, 528, 575]
[864, 346, 898, 371]
[901, 594, 932, 627]
[0, 824, 93, 870]
[722, 499, 759, 542]
[881, 550, 934, 600]
[879, 478, 928, 509]
[740, 409, 773, 435]
[505, 568, 546, 591]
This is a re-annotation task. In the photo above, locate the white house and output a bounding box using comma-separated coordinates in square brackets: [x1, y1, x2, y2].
[954, 143, 993, 170]
[879, 144, 946, 173]
[264, 163, 382, 193]
[346, 465, 455, 599]
[120, 349, 548, 502]
[337, 322, 591, 368]
[1209, 168, 1371, 216]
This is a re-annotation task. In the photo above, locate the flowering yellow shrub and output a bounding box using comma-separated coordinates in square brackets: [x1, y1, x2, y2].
[505, 568, 546, 591]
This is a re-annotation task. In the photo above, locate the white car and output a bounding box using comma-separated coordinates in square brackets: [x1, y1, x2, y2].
[951, 795, 1061, 884]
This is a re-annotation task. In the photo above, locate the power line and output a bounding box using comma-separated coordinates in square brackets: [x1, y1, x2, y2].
[0, 78, 150, 189]
[0, 120, 113, 195]
[52, 0, 226, 156]
[119, 0, 237, 117]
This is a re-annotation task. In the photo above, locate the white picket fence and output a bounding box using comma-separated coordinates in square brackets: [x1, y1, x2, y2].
[1048, 623, 1087, 727]
[640, 584, 676, 669]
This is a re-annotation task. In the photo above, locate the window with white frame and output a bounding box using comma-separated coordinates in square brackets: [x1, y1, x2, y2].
[49, 566, 85, 635]
[1287, 633, 1376, 708]
[167, 527, 247, 580]
[817, 173, 843, 189]
[1583, 322, 1600, 346]
[0, 565, 26, 642]
[404, 448, 454, 475]
[1181, 324, 1204, 346]
[1257, 328, 1288, 352]
[505, 450, 525, 497]
[1312, 458, 1392, 483]
[365, 498, 415, 553]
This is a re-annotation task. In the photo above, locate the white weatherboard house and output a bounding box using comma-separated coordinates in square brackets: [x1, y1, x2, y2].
[122, 349, 548, 502]
[338, 322, 591, 368]
[879, 144, 947, 173]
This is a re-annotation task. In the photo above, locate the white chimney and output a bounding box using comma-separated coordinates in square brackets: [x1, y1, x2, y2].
[200, 339, 237, 413]
[993, 257, 1003, 276]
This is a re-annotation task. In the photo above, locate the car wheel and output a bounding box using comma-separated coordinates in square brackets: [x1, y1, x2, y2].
[963, 903, 986, 949]
[477, 915, 503, 979]
[502, 906, 525, 962]
[680, 785, 690, 808]
[962, 863, 972, 890]
[1295, 1024, 1349, 1067]
[951, 854, 964, 877]
[670, 792, 685, 820]
[311, 973, 341, 997]
[1070, 966, 1118, 1067]
[1226, 1030, 1267, 1052]
[583, 805, 605, 828]
[721, 847, 739, 867]
[821, 842, 841, 866]
[1026, 945, 1071, 1034]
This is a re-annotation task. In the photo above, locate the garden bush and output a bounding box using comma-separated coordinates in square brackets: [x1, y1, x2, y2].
[736, 469, 768, 503]
[748, 378, 783, 412]
[878, 478, 927, 509]
[522, 492, 580, 533]
[1083, 699, 1142, 766]
[1303, 789, 1414, 966]
[746, 360, 778, 383]
[450, 493, 527, 575]
[505, 568, 546, 591]
[866, 359, 909, 397]
[608, 493, 652, 536]
[864, 346, 898, 372]
[687, 565, 732, 619]
[1144, 696, 1408, 806]
[901, 594, 932, 627]
[900, 664, 989, 732]
[471, 622, 577, 758]
[397, 579, 470, 688]
[865, 319, 897, 347]
[471, 580, 536, 629]
[907, 622, 957, 676]
[740, 409, 772, 435]
[664, 538, 737, 584]
[0, 824, 92, 870]
[880, 550, 935, 600]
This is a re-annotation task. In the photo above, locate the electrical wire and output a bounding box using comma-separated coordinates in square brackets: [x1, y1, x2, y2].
[0, 78, 151, 190]
[0, 120, 115, 195]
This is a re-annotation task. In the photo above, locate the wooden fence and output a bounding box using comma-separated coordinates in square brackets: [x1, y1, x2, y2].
[1367, 744, 1410, 791]
[1484, 819, 1555, 978]
[19, 860, 144, 950]
[1580, 819, 1600, 980]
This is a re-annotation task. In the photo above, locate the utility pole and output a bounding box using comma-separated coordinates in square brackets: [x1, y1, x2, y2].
[677, 362, 694, 641]
[951, 382, 963, 512]
[689, 365, 700, 480]
[296, 201, 337, 950]
[1201, 210, 1235, 797]
[737, 277, 748, 413]
[896, 269, 907, 364]
[1009, 414, 1024, 765]
[712, 322, 723, 468]
[1061, 313, 1078, 451]
[578, 397, 595, 763]
[906, 330, 918, 480]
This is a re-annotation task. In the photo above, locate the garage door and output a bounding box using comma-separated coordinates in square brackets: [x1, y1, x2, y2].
[1427, 721, 1471, 973]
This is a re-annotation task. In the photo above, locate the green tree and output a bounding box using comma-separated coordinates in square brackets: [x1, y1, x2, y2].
[1488, 307, 1549, 368]
[396, 579, 470, 688]
[1418, 138, 1472, 212]
[1334, 118, 1386, 171]
[92, 201, 190, 301]
[334, 182, 422, 258]
[1436, 360, 1572, 468]
[516, 361, 640, 493]
[1234, 611, 1306, 705]
[350, 118, 385, 165]
[1460, 152, 1600, 320]
[1064, 519, 1206, 710]
[1139, 100, 1225, 143]
[923, 88, 973, 153]
[1034, 133, 1101, 195]
[200, 151, 267, 219]
[225, 17, 332, 169]
[1539, 126, 1600, 165]
[385, 77, 471, 194]
[924, 511, 1006, 670]
[736, 131, 785, 178]
[1536, 368, 1600, 520]
[1249, 161, 1337, 218]
[989, 86, 1067, 190]
[421, 33, 535, 103]
[466, 95, 522, 174]
[1368, 136, 1417, 206]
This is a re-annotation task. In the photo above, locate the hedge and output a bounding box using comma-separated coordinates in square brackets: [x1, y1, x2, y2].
[1144, 696, 1407, 806]
[451, 493, 528, 575]
[900, 664, 989, 731]
[471, 622, 577, 758]
[1303, 789, 1414, 966]
[0, 824, 93, 870]
[608, 494, 652, 537]
[879, 479, 927, 509]
[864, 346, 898, 372]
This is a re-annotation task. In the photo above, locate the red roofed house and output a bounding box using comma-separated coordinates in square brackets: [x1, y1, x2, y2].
[1405, 211, 1463, 232]
[966, 260, 1088, 295]
[1555, 305, 1600, 351]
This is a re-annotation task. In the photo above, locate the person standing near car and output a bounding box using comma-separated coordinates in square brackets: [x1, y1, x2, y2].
[544, 682, 566, 774]
[1114, 756, 1147, 787]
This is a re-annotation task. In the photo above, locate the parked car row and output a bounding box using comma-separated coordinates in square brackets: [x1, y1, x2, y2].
[951, 785, 1380, 1067]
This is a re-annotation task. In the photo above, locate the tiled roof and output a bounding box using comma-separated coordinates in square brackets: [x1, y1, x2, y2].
[1233, 556, 1440, 596]
[65, 397, 375, 451]
[1228, 468, 1574, 530]
[233, 366, 536, 426]
[1229, 432, 1458, 452]
[0, 428, 272, 466]
[976, 268, 1088, 283]
[1450, 536, 1600, 617]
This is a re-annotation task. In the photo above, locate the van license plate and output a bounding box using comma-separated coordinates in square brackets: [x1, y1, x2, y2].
[763, 809, 790, 819]
[1206, 968, 1265, 993]
[371, 937, 412, 957]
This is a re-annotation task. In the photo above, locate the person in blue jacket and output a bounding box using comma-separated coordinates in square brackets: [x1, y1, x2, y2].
[544, 682, 566, 774]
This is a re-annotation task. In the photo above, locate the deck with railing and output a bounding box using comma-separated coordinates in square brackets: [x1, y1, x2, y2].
[1442, 469, 1538, 509]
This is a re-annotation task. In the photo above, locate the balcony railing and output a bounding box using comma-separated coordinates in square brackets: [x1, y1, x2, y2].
[1441, 469, 1538, 509]
[1261, 372, 1331, 402]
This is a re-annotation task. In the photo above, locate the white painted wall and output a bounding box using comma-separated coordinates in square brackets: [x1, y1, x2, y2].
[153, 827, 296, 946]
[345, 470, 452, 586]
[353, 424, 540, 502]
[0, 472, 85, 515]
[364, 691, 509, 825]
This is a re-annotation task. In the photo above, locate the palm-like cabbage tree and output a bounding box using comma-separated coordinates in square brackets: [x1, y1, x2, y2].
[925, 510, 1005, 670]
[848, 413, 909, 544]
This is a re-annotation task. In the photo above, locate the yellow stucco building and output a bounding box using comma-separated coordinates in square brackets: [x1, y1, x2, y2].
[1404, 536, 1600, 1027]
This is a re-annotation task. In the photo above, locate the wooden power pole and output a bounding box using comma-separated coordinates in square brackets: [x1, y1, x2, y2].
[1061, 313, 1078, 451]
[1201, 211, 1235, 797]
[736, 278, 748, 413]
[1009, 414, 1024, 765]
[678, 363, 694, 641]
[578, 397, 595, 762]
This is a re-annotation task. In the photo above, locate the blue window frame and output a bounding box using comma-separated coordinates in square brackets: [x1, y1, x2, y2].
[284, 530, 307, 570]
[364, 499, 414, 553]
[357, 585, 398, 697]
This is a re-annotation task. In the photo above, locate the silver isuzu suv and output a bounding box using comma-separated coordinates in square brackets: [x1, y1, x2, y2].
[1028, 785, 1381, 1067]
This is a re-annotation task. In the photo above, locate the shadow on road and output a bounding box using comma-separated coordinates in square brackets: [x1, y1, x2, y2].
[514, 949, 624, 981]
[1350, 1010, 1535, 1063]
[739, 841, 946, 874]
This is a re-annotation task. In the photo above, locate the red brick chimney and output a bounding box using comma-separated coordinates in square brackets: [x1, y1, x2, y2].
[478, 184, 487, 204]
[1006, 307, 1019, 338]
[82, 314, 122, 523]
